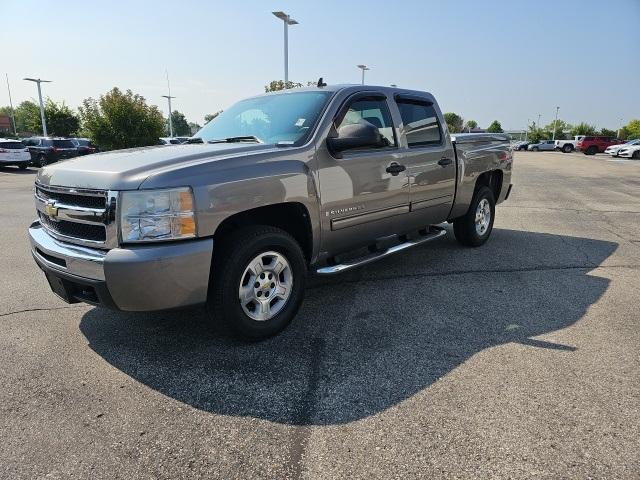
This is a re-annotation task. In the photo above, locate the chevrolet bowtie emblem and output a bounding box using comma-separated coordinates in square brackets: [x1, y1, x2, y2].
[45, 201, 59, 219]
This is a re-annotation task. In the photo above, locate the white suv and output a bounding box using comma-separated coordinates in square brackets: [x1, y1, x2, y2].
[0, 138, 31, 169]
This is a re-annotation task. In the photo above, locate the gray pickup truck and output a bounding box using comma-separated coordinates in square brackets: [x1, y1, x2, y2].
[29, 84, 513, 338]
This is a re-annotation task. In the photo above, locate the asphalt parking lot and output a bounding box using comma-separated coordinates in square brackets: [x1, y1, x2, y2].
[1, 152, 639, 479]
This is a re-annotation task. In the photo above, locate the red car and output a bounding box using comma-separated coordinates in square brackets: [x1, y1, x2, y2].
[576, 136, 623, 155]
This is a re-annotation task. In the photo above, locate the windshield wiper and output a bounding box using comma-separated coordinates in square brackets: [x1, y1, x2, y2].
[208, 136, 263, 144]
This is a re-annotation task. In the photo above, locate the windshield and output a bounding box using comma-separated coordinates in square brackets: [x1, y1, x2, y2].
[53, 139, 75, 148]
[195, 91, 332, 146]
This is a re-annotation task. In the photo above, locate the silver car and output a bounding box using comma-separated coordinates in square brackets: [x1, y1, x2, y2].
[527, 140, 555, 151]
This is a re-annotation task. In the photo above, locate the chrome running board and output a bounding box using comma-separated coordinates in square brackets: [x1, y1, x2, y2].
[316, 226, 446, 275]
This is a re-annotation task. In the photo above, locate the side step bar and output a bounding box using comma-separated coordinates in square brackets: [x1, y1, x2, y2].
[316, 226, 446, 275]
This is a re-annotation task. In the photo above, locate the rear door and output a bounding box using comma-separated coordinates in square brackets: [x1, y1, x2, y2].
[392, 95, 456, 226]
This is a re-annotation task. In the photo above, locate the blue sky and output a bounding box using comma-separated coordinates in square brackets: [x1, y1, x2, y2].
[2, 0, 638, 130]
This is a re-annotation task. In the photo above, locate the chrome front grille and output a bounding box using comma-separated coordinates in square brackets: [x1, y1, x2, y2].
[34, 182, 118, 249]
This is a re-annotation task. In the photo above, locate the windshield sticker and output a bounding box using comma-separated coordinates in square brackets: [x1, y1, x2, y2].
[295, 118, 306, 127]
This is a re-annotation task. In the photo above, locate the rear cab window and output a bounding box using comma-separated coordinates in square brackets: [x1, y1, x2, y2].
[395, 97, 442, 147]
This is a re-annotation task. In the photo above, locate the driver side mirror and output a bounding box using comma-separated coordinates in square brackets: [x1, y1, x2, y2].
[327, 121, 385, 158]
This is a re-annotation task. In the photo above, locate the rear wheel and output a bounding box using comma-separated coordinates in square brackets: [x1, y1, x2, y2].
[36, 154, 47, 168]
[18, 163, 28, 170]
[562, 144, 573, 153]
[532, 146, 539, 151]
[207, 225, 307, 339]
[585, 146, 598, 155]
[453, 186, 496, 247]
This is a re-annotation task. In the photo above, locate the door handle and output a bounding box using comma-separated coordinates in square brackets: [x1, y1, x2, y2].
[438, 157, 453, 167]
[386, 162, 406, 176]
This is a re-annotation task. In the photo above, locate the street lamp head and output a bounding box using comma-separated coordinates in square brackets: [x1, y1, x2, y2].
[357, 64, 370, 71]
[161, 95, 176, 99]
[24, 78, 52, 83]
[272, 11, 298, 24]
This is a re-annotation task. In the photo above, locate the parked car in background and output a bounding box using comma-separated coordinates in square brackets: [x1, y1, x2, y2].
[23, 137, 78, 167]
[576, 136, 623, 155]
[617, 144, 640, 159]
[554, 136, 585, 153]
[605, 138, 640, 157]
[512, 141, 529, 151]
[159, 137, 191, 145]
[0, 138, 31, 169]
[70, 138, 98, 156]
[527, 140, 555, 151]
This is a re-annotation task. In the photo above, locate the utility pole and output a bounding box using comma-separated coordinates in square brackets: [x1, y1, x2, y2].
[5, 74, 17, 135]
[537, 114, 541, 129]
[162, 71, 175, 137]
[526, 118, 529, 141]
[357, 64, 370, 85]
[23, 77, 51, 136]
[552, 106, 560, 141]
[272, 11, 298, 86]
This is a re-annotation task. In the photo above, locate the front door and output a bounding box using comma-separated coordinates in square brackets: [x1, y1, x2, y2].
[316, 93, 409, 256]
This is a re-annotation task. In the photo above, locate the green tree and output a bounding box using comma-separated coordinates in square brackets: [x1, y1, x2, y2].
[443, 112, 464, 133]
[78, 87, 165, 151]
[264, 80, 303, 92]
[545, 119, 570, 140]
[571, 122, 596, 136]
[599, 128, 616, 138]
[44, 99, 80, 137]
[169, 110, 190, 136]
[486, 120, 503, 133]
[13, 100, 42, 134]
[188, 122, 201, 135]
[204, 111, 222, 123]
[464, 120, 478, 131]
[619, 119, 640, 140]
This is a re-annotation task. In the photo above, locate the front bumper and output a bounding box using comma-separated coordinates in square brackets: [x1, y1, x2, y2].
[29, 221, 213, 311]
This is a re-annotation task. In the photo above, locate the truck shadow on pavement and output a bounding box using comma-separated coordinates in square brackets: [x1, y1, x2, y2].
[79, 228, 617, 425]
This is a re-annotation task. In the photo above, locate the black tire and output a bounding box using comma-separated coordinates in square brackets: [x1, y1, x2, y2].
[18, 163, 28, 170]
[207, 225, 307, 340]
[453, 186, 496, 247]
[562, 144, 573, 153]
[532, 147, 539, 151]
[585, 146, 598, 155]
[36, 154, 47, 168]
[633, 150, 640, 160]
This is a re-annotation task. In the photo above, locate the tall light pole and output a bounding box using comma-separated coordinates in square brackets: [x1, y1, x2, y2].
[537, 114, 541, 129]
[23, 77, 51, 136]
[272, 11, 298, 86]
[525, 118, 530, 141]
[5, 74, 17, 135]
[551, 106, 560, 141]
[617, 118, 623, 138]
[162, 71, 175, 137]
[357, 64, 370, 85]
[162, 95, 175, 137]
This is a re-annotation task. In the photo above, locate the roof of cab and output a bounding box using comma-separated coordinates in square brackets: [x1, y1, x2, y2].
[255, 84, 435, 100]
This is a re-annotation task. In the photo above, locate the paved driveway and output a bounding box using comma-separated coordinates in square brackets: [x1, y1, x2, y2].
[1, 152, 639, 479]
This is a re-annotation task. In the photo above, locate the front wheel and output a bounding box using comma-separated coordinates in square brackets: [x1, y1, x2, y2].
[453, 186, 496, 247]
[36, 154, 47, 168]
[562, 144, 573, 153]
[532, 147, 539, 151]
[585, 146, 598, 155]
[207, 225, 307, 339]
[633, 150, 640, 160]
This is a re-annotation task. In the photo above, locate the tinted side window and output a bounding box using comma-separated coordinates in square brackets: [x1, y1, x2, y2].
[336, 97, 396, 148]
[396, 99, 442, 147]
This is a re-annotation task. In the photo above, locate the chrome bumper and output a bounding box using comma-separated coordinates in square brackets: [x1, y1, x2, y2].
[30, 221, 106, 280]
[29, 221, 214, 311]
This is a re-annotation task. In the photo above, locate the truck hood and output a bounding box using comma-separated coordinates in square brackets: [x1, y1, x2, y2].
[36, 143, 280, 190]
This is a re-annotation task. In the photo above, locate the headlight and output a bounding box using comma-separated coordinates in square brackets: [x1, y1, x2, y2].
[120, 187, 196, 243]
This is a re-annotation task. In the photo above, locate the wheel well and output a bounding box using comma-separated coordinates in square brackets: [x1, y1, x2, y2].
[213, 202, 313, 262]
[475, 170, 503, 201]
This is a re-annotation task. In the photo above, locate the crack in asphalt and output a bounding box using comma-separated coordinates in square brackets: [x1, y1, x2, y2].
[0, 305, 86, 318]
